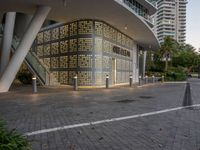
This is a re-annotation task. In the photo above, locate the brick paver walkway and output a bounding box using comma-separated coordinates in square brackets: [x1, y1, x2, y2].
[0, 79, 200, 150]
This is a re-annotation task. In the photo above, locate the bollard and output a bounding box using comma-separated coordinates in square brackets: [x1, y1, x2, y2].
[106, 75, 109, 88]
[162, 75, 164, 83]
[155, 77, 157, 83]
[32, 75, 37, 93]
[129, 75, 133, 87]
[145, 76, 148, 84]
[74, 75, 78, 91]
[152, 75, 155, 83]
[139, 76, 142, 86]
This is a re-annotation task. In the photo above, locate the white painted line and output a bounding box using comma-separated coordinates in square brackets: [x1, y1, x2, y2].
[25, 104, 200, 136]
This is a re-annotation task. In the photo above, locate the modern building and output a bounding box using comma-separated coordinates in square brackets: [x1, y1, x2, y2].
[154, 0, 187, 44]
[0, 0, 159, 92]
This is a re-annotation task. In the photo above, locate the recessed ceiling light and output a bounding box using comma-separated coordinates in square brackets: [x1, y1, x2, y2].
[124, 25, 128, 30]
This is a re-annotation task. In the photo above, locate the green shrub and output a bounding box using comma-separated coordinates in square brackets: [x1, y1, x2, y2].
[164, 67, 187, 81]
[146, 72, 163, 77]
[16, 72, 32, 84]
[0, 119, 31, 150]
[16, 63, 32, 84]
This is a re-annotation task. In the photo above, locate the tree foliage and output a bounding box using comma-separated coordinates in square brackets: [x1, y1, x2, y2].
[172, 44, 200, 72]
[146, 36, 199, 81]
[159, 36, 178, 71]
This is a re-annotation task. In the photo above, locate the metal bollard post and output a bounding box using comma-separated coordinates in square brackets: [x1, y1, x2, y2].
[155, 77, 157, 83]
[32, 75, 37, 93]
[129, 75, 133, 87]
[106, 75, 109, 88]
[74, 75, 78, 91]
[152, 75, 155, 83]
[145, 76, 148, 84]
[139, 76, 142, 86]
[162, 75, 164, 83]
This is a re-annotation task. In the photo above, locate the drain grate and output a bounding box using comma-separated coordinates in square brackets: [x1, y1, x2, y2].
[116, 99, 137, 103]
[139, 96, 153, 99]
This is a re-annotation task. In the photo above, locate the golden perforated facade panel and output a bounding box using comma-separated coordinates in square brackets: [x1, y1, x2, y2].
[32, 19, 138, 86]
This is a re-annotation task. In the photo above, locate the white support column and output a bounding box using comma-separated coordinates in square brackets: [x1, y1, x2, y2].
[0, 6, 51, 92]
[0, 12, 16, 75]
[132, 43, 137, 83]
[142, 50, 147, 78]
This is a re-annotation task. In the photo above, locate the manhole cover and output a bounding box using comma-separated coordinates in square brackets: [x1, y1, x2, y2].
[139, 96, 153, 99]
[116, 99, 137, 103]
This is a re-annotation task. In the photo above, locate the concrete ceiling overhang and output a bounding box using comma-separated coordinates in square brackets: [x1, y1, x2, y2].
[0, 0, 160, 50]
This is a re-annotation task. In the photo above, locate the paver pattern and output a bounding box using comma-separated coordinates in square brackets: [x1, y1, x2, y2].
[0, 79, 200, 150]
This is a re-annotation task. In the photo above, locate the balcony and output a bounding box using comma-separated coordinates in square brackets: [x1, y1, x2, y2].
[123, 0, 153, 25]
[146, 0, 157, 7]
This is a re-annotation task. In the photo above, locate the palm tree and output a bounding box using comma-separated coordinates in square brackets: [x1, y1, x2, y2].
[178, 43, 196, 52]
[159, 36, 178, 71]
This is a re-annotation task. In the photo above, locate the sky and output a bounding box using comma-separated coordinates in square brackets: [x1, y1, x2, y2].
[186, 1, 200, 50]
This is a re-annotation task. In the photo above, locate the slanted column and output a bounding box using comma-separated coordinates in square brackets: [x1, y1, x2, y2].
[0, 12, 16, 75]
[0, 6, 51, 93]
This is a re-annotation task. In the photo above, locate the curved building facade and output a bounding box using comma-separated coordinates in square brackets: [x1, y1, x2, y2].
[0, 0, 160, 91]
[33, 19, 136, 86]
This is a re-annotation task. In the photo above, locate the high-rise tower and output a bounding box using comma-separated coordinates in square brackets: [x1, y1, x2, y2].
[155, 0, 187, 44]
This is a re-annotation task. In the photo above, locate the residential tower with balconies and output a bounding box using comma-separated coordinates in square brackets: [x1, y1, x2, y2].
[155, 0, 187, 44]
